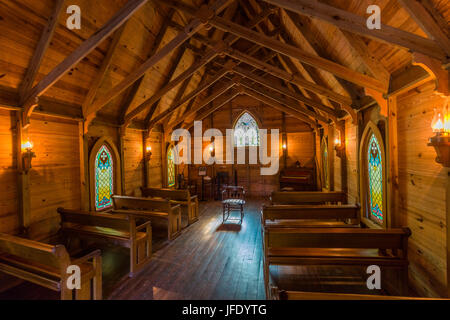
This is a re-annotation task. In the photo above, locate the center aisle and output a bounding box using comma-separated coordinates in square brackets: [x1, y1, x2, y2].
[108, 200, 266, 300]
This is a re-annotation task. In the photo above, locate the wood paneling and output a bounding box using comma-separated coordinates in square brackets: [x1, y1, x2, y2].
[0, 110, 19, 234]
[123, 129, 144, 196]
[397, 81, 448, 298]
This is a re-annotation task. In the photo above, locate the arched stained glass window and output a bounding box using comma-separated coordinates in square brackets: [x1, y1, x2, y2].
[367, 133, 383, 223]
[95, 145, 114, 210]
[167, 146, 175, 187]
[234, 112, 260, 147]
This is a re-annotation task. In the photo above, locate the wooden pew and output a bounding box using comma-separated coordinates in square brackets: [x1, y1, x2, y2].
[263, 227, 411, 298]
[271, 191, 347, 205]
[261, 204, 360, 228]
[270, 287, 440, 300]
[0, 232, 102, 300]
[112, 195, 181, 240]
[140, 187, 199, 226]
[58, 208, 152, 277]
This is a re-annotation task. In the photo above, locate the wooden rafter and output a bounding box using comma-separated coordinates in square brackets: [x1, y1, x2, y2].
[19, 0, 65, 102]
[262, 0, 447, 62]
[21, 0, 150, 127]
[83, 23, 128, 118]
[398, 0, 450, 59]
[86, 0, 234, 121]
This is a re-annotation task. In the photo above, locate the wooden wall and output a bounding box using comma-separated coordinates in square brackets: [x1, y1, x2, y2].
[397, 82, 448, 298]
[0, 109, 19, 234]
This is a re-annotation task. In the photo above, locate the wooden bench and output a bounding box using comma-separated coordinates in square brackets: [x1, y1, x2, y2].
[0, 232, 102, 300]
[58, 208, 152, 277]
[261, 204, 360, 228]
[141, 187, 198, 226]
[112, 195, 181, 240]
[263, 226, 411, 298]
[270, 287, 439, 300]
[271, 191, 347, 205]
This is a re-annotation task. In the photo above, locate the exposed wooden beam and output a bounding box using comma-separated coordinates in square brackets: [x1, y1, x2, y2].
[83, 23, 128, 117]
[239, 78, 328, 123]
[388, 64, 433, 97]
[226, 48, 353, 106]
[398, 0, 450, 59]
[87, 0, 234, 122]
[19, 0, 65, 101]
[160, 74, 193, 126]
[232, 66, 338, 121]
[123, 43, 224, 126]
[241, 86, 317, 128]
[22, 0, 150, 127]
[263, 0, 447, 62]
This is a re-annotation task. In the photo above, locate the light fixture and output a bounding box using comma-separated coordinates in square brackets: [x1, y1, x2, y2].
[428, 98, 450, 167]
[334, 129, 345, 158]
[145, 145, 152, 161]
[21, 139, 35, 173]
[282, 143, 287, 150]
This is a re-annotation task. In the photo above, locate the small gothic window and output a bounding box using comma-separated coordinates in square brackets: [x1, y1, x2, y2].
[95, 144, 114, 210]
[367, 133, 383, 223]
[234, 112, 260, 147]
[167, 146, 175, 187]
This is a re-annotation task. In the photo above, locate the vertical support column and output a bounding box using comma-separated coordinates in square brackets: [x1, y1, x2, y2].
[337, 120, 348, 197]
[119, 127, 126, 195]
[328, 124, 335, 191]
[387, 96, 399, 228]
[142, 131, 149, 190]
[447, 171, 450, 298]
[281, 112, 287, 170]
[15, 112, 31, 235]
[78, 122, 90, 211]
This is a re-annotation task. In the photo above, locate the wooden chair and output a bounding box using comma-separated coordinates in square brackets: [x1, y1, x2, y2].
[263, 226, 411, 298]
[262, 204, 360, 228]
[270, 191, 347, 205]
[0, 232, 102, 300]
[112, 195, 181, 240]
[140, 187, 198, 226]
[58, 208, 152, 277]
[221, 186, 245, 224]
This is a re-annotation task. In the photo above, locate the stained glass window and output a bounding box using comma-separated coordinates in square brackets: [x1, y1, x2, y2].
[367, 133, 383, 223]
[322, 139, 329, 189]
[167, 147, 175, 187]
[234, 112, 260, 147]
[95, 145, 114, 210]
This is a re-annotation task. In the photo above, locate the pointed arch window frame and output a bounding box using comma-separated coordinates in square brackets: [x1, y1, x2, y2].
[167, 144, 176, 188]
[232, 111, 261, 148]
[321, 136, 329, 190]
[359, 122, 388, 229]
[89, 137, 122, 212]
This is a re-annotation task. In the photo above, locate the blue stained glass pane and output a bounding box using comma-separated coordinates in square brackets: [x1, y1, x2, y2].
[367, 134, 383, 223]
[95, 145, 114, 210]
[234, 112, 260, 147]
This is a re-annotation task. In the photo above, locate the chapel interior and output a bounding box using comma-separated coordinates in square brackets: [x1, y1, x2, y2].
[0, 0, 449, 300]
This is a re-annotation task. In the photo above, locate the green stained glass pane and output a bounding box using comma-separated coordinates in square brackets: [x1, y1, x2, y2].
[367, 134, 383, 223]
[95, 145, 114, 210]
[168, 147, 175, 187]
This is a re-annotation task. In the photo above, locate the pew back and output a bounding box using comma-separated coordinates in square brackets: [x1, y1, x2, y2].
[262, 204, 360, 221]
[271, 191, 347, 205]
[140, 187, 189, 202]
[59, 208, 131, 230]
[113, 195, 173, 212]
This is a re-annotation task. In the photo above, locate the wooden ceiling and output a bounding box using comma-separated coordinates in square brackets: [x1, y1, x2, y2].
[0, 0, 448, 132]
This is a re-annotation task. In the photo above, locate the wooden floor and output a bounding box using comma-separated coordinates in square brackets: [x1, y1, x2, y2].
[0, 199, 389, 300]
[108, 200, 266, 300]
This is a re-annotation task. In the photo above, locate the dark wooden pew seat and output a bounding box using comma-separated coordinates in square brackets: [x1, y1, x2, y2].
[58, 208, 152, 277]
[271, 191, 347, 205]
[263, 227, 411, 298]
[262, 204, 360, 228]
[112, 195, 181, 240]
[0, 232, 102, 300]
[141, 187, 199, 227]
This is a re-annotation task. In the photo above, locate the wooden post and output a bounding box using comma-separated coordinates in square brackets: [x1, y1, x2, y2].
[119, 128, 126, 195]
[15, 112, 31, 235]
[387, 96, 400, 228]
[142, 131, 149, 189]
[328, 124, 335, 191]
[78, 122, 90, 211]
[447, 170, 450, 298]
[281, 112, 287, 169]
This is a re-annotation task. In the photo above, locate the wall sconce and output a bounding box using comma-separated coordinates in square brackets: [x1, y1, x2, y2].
[145, 145, 152, 161]
[282, 143, 287, 150]
[21, 140, 35, 173]
[428, 100, 450, 167]
[334, 129, 345, 158]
